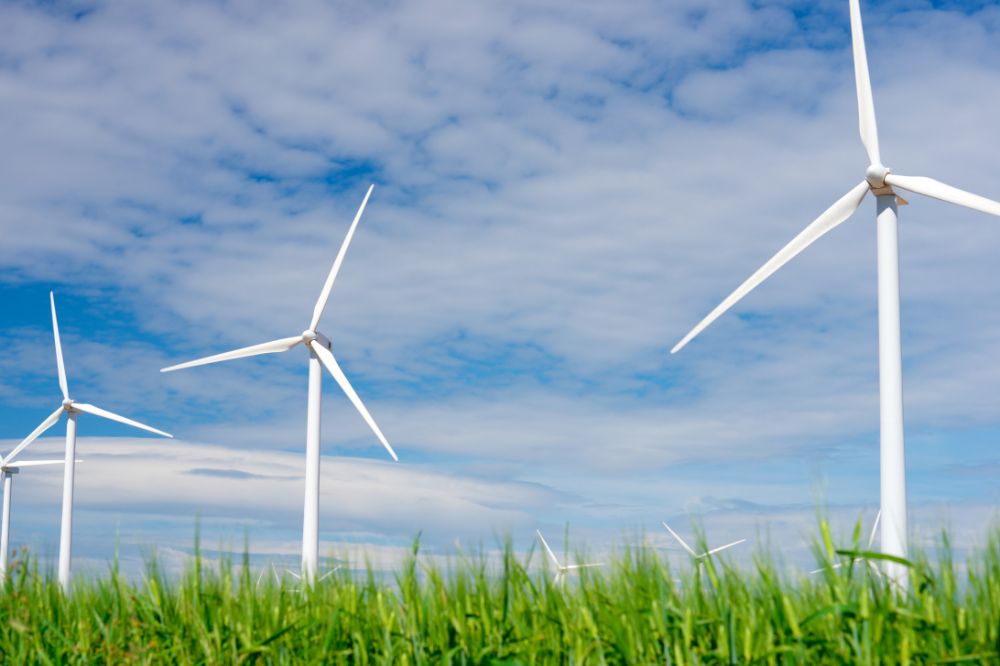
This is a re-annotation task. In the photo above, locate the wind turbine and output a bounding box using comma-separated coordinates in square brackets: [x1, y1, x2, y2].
[811, 510, 882, 577]
[662, 522, 745, 561]
[535, 529, 603, 587]
[258, 561, 340, 588]
[0, 457, 78, 577]
[7, 293, 173, 591]
[161, 185, 397, 582]
[670, 0, 1000, 587]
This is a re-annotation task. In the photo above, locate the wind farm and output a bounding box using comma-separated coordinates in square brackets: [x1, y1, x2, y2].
[1, 0, 999, 662]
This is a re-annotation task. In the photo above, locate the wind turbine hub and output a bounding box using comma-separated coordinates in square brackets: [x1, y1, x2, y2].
[62, 398, 74, 410]
[301, 330, 317, 343]
[866, 164, 891, 190]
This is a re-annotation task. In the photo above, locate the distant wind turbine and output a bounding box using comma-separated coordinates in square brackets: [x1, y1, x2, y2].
[811, 510, 882, 577]
[8, 293, 172, 591]
[535, 529, 603, 587]
[161, 185, 397, 583]
[662, 522, 745, 560]
[272, 562, 297, 585]
[0, 457, 78, 577]
[258, 562, 339, 588]
[670, 0, 1000, 587]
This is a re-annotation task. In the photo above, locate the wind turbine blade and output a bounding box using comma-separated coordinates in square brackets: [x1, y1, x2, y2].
[71, 403, 173, 438]
[662, 522, 698, 557]
[849, 0, 880, 165]
[160, 336, 303, 373]
[867, 509, 882, 549]
[671, 181, 869, 353]
[535, 529, 561, 568]
[309, 185, 375, 332]
[883, 174, 1000, 217]
[309, 341, 398, 462]
[702, 538, 747, 557]
[50, 293, 69, 400]
[4, 459, 75, 468]
[4, 406, 64, 465]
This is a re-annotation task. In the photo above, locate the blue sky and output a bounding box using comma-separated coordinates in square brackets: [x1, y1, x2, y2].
[2, 0, 1000, 576]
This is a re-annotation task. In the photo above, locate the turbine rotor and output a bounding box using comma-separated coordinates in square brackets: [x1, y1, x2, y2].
[865, 164, 891, 190]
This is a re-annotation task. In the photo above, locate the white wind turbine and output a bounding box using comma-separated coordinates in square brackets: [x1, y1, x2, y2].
[670, 0, 1000, 587]
[161, 185, 397, 582]
[535, 529, 604, 587]
[811, 510, 882, 577]
[0, 457, 78, 577]
[7, 293, 173, 591]
[662, 522, 745, 561]
[257, 561, 340, 588]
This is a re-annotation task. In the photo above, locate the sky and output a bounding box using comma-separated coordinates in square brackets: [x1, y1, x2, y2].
[1, 0, 1000, 579]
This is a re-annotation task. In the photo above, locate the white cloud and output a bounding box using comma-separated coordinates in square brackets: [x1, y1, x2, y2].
[1, 0, 1000, 572]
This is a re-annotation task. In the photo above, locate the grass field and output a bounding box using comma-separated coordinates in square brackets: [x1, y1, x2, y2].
[0, 521, 997, 664]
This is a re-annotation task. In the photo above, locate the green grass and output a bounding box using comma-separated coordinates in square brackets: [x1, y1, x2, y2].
[0, 521, 998, 664]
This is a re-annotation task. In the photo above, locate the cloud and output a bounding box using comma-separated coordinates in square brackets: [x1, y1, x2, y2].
[1, 0, 1000, 573]
[2, 436, 561, 571]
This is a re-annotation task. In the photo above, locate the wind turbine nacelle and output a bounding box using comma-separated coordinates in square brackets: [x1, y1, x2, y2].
[313, 332, 333, 350]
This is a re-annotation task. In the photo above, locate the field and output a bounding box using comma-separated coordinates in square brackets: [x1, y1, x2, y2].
[0, 522, 998, 664]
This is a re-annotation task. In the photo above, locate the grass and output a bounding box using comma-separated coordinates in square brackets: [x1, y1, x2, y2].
[0, 521, 998, 664]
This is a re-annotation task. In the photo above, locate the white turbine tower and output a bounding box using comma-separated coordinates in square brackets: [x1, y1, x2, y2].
[161, 185, 397, 582]
[671, 0, 1000, 586]
[0, 457, 77, 577]
[662, 522, 745, 561]
[535, 530, 604, 587]
[7, 293, 173, 591]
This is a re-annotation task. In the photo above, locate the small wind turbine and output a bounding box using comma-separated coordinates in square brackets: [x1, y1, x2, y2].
[272, 562, 297, 585]
[161, 185, 397, 582]
[253, 563, 287, 588]
[670, 0, 1000, 587]
[8, 293, 172, 591]
[811, 510, 882, 577]
[0, 457, 77, 577]
[662, 522, 745, 560]
[258, 562, 339, 588]
[535, 529, 603, 587]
